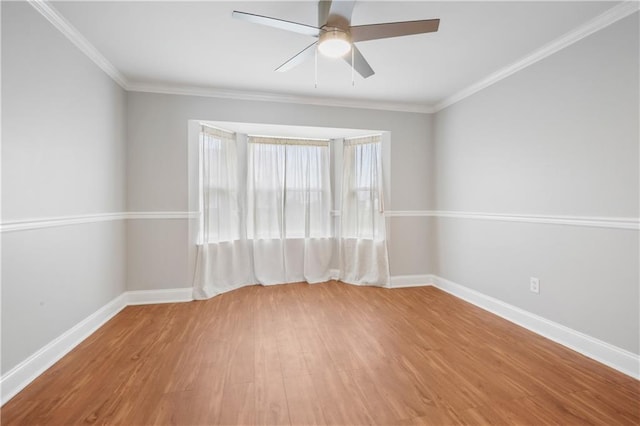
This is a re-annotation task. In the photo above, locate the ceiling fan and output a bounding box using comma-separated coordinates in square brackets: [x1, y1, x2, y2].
[232, 0, 440, 79]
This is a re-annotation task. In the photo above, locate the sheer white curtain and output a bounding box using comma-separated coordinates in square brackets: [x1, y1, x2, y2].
[193, 126, 254, 299]
[339, 135, 390, 286]
[247, 137, 333, 284]
[193, 128, 387, 298]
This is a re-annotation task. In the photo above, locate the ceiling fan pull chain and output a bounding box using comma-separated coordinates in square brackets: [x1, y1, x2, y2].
[351, 47, 355, 86]
[315, 46, 318, 89]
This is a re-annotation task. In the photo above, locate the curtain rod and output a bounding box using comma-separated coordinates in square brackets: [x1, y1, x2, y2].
[249, 136, 330, 147]
[200, 123, 235, 135]
[343, 133, 383, 141]
[247, 134, 330, 142]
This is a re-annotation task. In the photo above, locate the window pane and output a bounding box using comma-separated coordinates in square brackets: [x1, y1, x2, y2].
[248, 140, 331, 239]
[342, 139, 383, 240]
[199, 131, 240, 243]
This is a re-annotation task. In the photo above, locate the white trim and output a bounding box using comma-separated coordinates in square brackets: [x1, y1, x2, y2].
[0, 294, 127, 405]
[383, 210, 639, 230]
[3, 277, 638, 406]
[329, 269, 340, 280]
[2, 211, 637, 233]
[385, 210, 435, 217]
[126, 211, 198, 220]
[430, 210, 640, 230]
[26, 0, 429, 115]
[27, 0, 128, 88]
[126, 82, 434, 114]
[0, 213, 126, 233]
[434, 1, 640, 112]
[431, 275, 640, 380]
[0, 288, 195, 406]
[28, 0, 638, 114]
[125, 288, 194, 305]
[326, 272, 640, 378]
[389, 274, 433, 288]
[0, 212, 197, 233]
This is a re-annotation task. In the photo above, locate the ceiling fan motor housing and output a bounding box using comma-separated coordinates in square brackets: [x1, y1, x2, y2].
[318, 28, 352, 58]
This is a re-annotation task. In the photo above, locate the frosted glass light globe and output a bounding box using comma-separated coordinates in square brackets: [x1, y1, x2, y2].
[318, 29, 352, 58]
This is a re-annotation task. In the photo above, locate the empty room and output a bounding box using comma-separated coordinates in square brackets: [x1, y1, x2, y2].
[1, 0, 638, 424]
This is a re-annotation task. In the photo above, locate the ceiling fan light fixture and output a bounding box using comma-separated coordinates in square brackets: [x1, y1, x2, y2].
[318, 29, 352, 58]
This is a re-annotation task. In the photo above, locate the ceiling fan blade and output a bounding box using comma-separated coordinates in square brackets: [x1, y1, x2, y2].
[318, 1, 331, 27]
[275, 41, 318, 72]
[232, 11, 321, 37]
[343, 45, 375, 79]
[350, 19, 440, 42]
[319, 0, 356, 27]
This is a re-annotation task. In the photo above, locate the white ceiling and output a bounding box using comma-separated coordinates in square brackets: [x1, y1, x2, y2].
[52, 1, 619, 110]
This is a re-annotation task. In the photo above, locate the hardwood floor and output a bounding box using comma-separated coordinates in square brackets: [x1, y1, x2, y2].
[2, 281, 638, 425]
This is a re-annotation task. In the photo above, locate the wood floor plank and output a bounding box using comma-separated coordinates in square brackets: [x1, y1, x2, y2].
[2, 282, 638, 426]
[254, 335, 289, 425]
[218, 382, 256, 425]
[394, 406, 466, 426]
[282, 374, 327, 426]
[355, 363, 438, 420]
[311, 368, 375, 425]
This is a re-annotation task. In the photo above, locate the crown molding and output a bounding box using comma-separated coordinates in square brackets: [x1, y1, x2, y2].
[27, 0, 432, 113]
[29, 0, 637, 115]
[28, 0, 128, 88]
[126, 82, 435, 114]
[433, 1, 640, 112]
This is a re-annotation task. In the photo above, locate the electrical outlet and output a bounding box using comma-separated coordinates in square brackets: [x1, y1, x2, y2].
[530, 277, 540, 294]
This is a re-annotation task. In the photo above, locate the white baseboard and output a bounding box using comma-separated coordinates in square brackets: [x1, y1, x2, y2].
[389, 274, 433, 288]
[0, 294, 127, 405]
[430, 275, 640, 380]
[3, 277, 638, 407]
[1, 288, 194, 406]
[125, 288, 194, 305]
[329, 269, 340, 280]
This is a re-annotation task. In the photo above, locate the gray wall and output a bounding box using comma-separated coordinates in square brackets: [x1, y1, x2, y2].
[1, 2, 127, 373]
[126, 92, 435, 290]
[433, 14, 639, 354]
